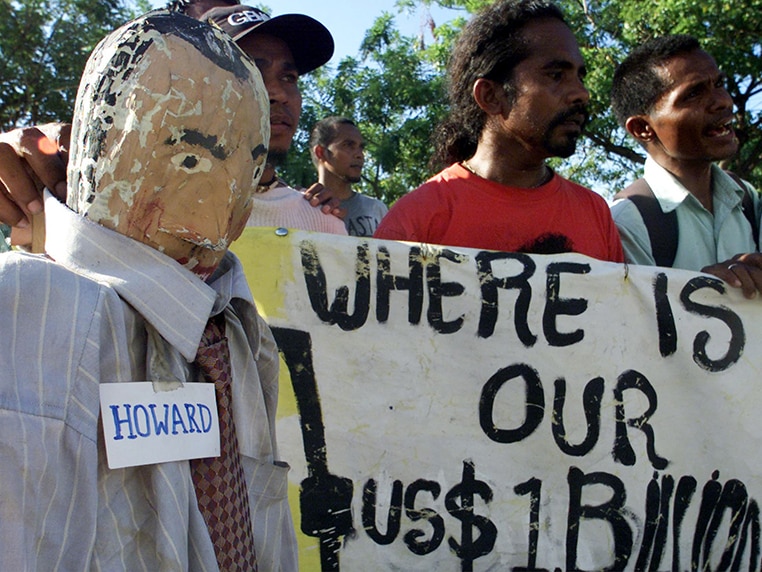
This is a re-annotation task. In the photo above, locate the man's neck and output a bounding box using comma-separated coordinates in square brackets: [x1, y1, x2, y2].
[466, 141, 551, 189]
[319, 169, 355, 200]
[259, 164, 277, 187]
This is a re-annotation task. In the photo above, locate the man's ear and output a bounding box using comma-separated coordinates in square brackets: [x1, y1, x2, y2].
[473, 78, 507, 116]
[625, 116, 656, 146]
[313, 144, 327, 162]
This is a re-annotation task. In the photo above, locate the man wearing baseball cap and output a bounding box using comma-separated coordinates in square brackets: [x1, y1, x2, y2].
[200, 4, 349, 233]
[204, 5, 333, 75]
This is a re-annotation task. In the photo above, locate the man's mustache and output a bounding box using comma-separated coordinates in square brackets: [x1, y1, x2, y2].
[549, 105, 590, 131]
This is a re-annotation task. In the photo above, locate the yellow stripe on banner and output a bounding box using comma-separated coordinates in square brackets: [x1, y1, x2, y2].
[230, 226, 321, 570]
[230, 226, 293, 321]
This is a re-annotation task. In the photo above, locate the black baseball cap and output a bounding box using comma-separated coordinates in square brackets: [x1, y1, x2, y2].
[201, 5, 334, 75]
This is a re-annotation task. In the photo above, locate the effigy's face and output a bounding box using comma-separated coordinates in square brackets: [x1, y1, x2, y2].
[69, 15, 269, 277]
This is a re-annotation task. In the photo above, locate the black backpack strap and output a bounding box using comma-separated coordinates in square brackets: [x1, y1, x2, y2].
[725, 171, 760, 250]
[614, 178, 678, 267]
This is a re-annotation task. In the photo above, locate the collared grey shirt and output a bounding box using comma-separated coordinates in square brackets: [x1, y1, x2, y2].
[0, 194, 297, 571]
[611, 156, 760, 270]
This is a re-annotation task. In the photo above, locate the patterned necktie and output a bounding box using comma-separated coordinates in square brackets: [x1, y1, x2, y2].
[190, 314, 258, 571]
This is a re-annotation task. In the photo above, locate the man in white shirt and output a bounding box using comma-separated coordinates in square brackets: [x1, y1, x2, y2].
[201, 4, 347, 234]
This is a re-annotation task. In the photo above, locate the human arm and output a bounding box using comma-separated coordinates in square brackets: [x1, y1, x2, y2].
[697, 173, 762, 298]
[0, 123, 70, 228]
[302, 182, 345, 219]
[701, 253, 762, 299]
[0, 123, 70, 248]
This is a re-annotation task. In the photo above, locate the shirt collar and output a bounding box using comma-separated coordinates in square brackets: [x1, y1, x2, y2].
[207, 248, 255, 315]
[643, 156, 745, 213]
[44, 192, 217, 361]
[711, 166, 748, 210]
[643, 156, 691, 213]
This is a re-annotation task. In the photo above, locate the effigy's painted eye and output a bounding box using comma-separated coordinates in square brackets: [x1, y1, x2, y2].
[171, 153, 213, 174]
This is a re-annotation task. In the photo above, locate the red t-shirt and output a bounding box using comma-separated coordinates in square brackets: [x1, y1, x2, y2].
[375, 163, 624, 263]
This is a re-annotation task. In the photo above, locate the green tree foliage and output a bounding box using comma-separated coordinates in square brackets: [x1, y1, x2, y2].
[7, 0, 757, 201]
[558, 0, 762, 195]
[284, 13, 448, 204]
[0, 0, 144, 131]
[396, 0, 762, 197]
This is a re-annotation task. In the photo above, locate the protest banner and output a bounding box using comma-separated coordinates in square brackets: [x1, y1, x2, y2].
[232, 227, 762, 571]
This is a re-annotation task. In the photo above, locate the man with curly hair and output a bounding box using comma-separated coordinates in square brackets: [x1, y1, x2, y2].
[375, 0, 623, 262]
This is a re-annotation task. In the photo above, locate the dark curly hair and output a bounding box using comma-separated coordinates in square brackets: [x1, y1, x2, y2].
[611, 34, 701, 128]
[430, 0, 567, 169]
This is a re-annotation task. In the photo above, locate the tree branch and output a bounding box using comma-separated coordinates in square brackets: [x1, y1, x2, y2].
[584, 131, 645, 165]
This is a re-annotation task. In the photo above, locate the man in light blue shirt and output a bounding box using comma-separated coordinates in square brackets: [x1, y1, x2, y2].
[610, 34, 762, 298]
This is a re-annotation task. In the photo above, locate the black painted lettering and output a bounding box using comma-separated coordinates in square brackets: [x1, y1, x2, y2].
[552, 376, 603, 457]
[672, 476, 698, 572]
[271, 327, 354, 570]
[635, 472, 673, 570]
[376, 246, 424, 325]
[513, 478, 549, 572]
[692, 470, 723, 570]
[613, 369, 668, 470]
[480, 363, 544, 444]
[708, 479, 749, 570]
[566, 467, 633, 571]
[654, 272, 678, 357]
[403, 479, 445, 556]
[444, 460, 497, 572]
[362, 478, 403, 545]
[426, 248, 467, 334]
[731, 498, 761, 570]
[300, 240, 370, 331]
[695, 473, 758, 570]
[543, 261, 590, 347]
[475, 251, 537, 345]
[680, 276, 745, 372]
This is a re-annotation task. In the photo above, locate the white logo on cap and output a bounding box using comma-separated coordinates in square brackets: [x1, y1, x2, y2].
[227, 10, 269, 28]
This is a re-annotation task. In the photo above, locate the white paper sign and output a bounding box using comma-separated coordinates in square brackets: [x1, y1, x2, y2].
[232, 228, 762, 571]
[99, 381, 220, 469]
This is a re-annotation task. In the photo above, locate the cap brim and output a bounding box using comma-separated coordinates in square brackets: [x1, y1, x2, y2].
[235, 14, 334, 75]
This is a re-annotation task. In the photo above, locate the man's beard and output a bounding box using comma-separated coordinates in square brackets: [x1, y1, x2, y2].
[542, 105, 589, 158]
[266, 148, 289, 168]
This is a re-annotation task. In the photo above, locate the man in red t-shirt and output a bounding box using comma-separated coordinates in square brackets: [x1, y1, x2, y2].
[374, 0, 623, 263]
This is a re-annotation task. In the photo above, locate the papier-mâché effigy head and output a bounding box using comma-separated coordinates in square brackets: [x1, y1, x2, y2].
[67, 10, 269, 278]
